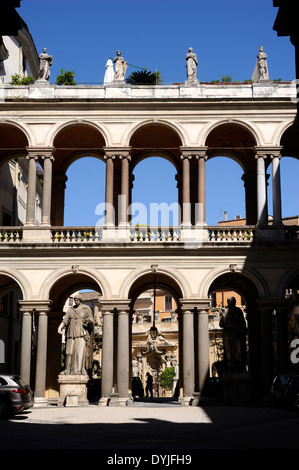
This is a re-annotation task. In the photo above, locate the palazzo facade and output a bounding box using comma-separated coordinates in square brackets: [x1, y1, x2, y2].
[0, 80, 298, 405]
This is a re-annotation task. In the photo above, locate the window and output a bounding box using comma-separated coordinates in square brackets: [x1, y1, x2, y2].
[165, 295, 172, 311]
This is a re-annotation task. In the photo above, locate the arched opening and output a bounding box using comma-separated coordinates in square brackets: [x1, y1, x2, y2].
[46, 273, 102, 402]
[52, 124, 106, 226]
[131, 157, 179, 226]
[129, 123, 182, 228]
[206, 157, 245, 226]
[208, 272, 261, 398]
[128, 270, 183, 403]
[205, 123, 257, 225]
[0, 124, 39, 226]
[0, 274, 23, 375]
[64, 157, 106, 226]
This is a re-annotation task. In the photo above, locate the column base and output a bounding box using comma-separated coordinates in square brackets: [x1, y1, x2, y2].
[98, 397, 109, 406]
[33, 397, 48, 407]
[179, 396, 193, 406]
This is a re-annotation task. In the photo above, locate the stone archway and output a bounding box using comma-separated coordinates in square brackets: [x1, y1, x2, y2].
[0, 273, 23, 375]
[205, 122, 258, 225]
[208, 271, 262, 397]
[46, 271, 103, 401]
[51, 123, 106, 225]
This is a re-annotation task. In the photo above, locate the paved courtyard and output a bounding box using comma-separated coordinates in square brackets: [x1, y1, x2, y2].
[1, 402, 299, 452]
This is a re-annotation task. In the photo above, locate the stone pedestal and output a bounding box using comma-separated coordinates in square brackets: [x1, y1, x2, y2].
[57, 374, 89, 407]
[223, 373, 251, 405]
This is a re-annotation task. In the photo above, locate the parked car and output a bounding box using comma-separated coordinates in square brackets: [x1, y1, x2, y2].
[283, 374, 299, 407]
[132, 377, 144, 398]
[271, 373, 295, 400]
[0, 374, 34, 418]
[271, 372, 299, 407]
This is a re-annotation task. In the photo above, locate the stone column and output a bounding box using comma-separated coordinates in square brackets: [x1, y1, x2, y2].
[255, 150, 268, 226]
[52, 175, 67, 226]
[19, 306, 32, 385]
[117, 308, 130, 403]
[275, 301, 290, 374]
[25, 152, 38, 225]
[34, 307, 50, 405]
[180, 153, 192, 226]
[104, 151, 115, 226]
[41, 152, 54, 226]
[182, 309, 194, 400]
[119, 152, 131, 225]
[196, 148, 208, 225]
[100, 309, 114, 403]
[259, 303, 274, 396]
[197, 308, 210, 394]
[271, 150, 283, 226]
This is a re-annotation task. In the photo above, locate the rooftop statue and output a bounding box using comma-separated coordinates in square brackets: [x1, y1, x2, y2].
[38, 47, 53, 81]
[113, 50, 128, 81]
[251, 46, 269, 82]
[186, 47, 199, 84]
[104, 58, 114, 84]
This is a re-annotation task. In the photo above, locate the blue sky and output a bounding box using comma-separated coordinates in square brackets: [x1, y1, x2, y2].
[18, 0, 298, 226]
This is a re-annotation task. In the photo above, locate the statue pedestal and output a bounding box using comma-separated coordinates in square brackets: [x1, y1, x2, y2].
[57, 374, 89, 407]
[223, 373, 251, 405]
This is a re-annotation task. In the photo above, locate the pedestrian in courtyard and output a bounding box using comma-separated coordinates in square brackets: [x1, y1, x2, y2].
[146, 372, 153, 398]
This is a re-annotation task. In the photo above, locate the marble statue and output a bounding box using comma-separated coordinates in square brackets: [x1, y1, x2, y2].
[113, 50, 128, 81]
[58, 295, 94, 375]
[186, 47, 198, 84]
[104, 58, 114, 84]
[251, 46, 269, 82]
[38, 48, 53, 81]
[219, 297, 247, 373]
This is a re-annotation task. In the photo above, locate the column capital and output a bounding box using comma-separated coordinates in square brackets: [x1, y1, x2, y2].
[104, 146, 131, 159]
[254, 146, 283, 159]
[18, 300, 52, 314]
[180, 299, 210, 312]
[26, 146, 55, 159]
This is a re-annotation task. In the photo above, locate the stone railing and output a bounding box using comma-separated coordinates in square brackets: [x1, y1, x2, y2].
[130, 226, 181, 242]
[207, 226, 256, 242]
[1, 225, 298, 245]
[51, 227, 102, 243]
[0, 227, 23, 242]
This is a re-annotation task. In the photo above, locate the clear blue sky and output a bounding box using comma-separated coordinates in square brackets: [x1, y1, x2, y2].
[18, 0, 298, 226]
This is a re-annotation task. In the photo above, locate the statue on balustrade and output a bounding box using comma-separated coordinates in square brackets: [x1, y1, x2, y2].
[58, 295, 94, 375]
[38, 48, 53, 81]
[186, 47, 198, 84]
[251, 46, 269, 82]
[113, 50, 128, 81]
[219, 297, 247, 373]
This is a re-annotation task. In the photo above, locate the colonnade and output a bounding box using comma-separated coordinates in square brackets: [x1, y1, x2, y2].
[23, 144, 285, 228]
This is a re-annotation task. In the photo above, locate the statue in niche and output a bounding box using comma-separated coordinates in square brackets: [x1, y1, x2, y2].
[219, 297, 247, 373]
[58, 295, 94, 375]
[113, 50, 128, 81]
[132, 357, 139, 377]
[186, 47, 198, 84]
[38, 48, 53, 81]
[251, 46, 269, 82]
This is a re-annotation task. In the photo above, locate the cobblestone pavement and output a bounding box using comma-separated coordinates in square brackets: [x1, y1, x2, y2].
[1, 402, 299, 453]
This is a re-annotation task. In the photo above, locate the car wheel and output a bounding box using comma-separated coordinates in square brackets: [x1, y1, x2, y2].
[0, 402, 8, 419]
